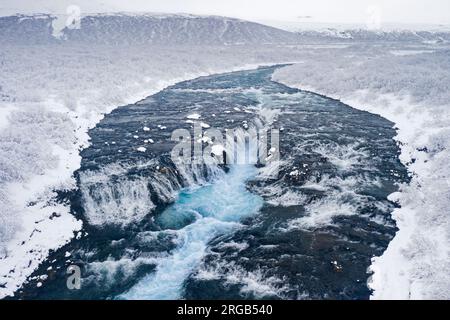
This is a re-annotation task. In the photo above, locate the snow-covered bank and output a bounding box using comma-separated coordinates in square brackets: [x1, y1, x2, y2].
[273, 56, 450, 299]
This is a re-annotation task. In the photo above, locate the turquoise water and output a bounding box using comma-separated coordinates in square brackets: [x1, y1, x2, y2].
[120, 164, 263, 299]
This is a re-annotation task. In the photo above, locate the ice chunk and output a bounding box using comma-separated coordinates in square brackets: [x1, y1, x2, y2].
[289, 170, 300, 176]
[211, 144, 225, 156]
[187, 113, 201, 120]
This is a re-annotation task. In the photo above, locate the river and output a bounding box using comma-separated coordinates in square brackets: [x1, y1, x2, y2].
[15, 65, 408, 300]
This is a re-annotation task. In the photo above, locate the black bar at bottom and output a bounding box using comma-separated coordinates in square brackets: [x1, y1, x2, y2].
[0, 299, 444, 318]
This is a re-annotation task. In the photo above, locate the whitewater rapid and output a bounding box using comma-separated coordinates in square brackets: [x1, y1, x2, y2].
[120, 165, 263, 299]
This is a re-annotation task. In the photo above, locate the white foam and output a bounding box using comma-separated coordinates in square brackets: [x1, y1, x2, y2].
[79, 165, 155, 226]
[280, 174, 376, 230]
[194, 261, 290, 299]
[266, 188, 307, 207]
[85, 255, 160, 288]
[312, 141, 370, 172]
[217, 241, 249, 251]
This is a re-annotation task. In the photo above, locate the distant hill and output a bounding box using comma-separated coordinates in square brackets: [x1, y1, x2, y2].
[1, 13, 449, 45]
[296, 28, 450, 43]
[0, 13, 301, 45]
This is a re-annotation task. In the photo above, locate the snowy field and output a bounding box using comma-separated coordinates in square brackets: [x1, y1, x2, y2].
[0, 13, 449, 299]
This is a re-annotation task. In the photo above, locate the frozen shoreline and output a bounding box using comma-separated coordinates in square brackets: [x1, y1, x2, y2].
[273, 67, 450, 299]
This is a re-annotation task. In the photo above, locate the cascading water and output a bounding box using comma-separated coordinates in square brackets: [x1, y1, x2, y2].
[120, 124, 268, 299]
[120, 164, 263, 299]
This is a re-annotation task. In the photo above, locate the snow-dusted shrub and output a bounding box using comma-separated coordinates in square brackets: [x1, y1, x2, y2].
[273, 47, 450, 107]
[0, 107, 75, 253]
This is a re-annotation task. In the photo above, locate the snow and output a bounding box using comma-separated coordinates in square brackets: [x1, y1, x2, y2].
[198, 136, 212, 144]
[390, 50, 435, 56]
[289, 170, 300, 176]
[211, 144, 225, 156]
[0, 105, 15, 130]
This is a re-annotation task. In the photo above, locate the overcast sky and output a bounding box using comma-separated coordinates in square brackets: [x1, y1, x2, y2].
[1, 0, 449, 25]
